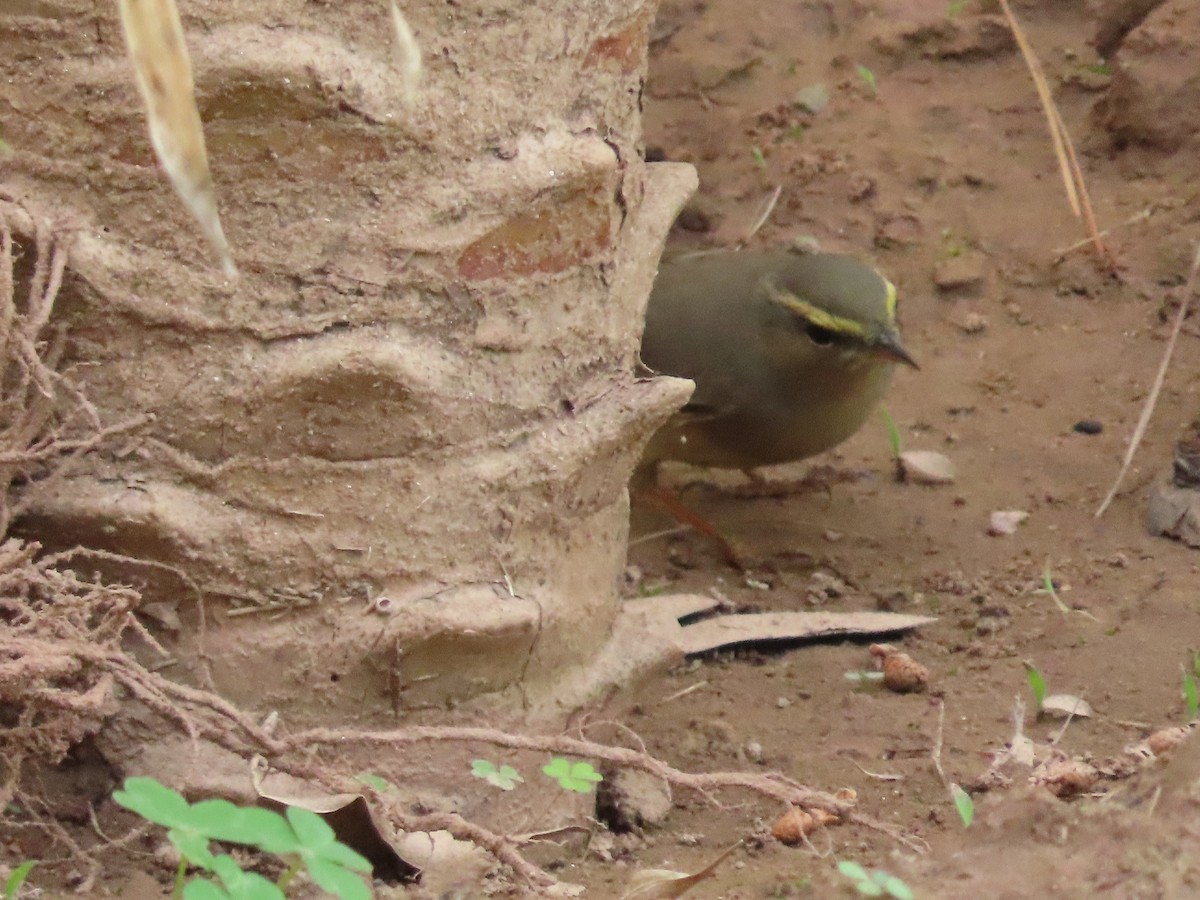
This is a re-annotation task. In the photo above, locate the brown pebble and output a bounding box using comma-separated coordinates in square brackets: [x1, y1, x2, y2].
[771, 806, 839, 845]
[1147, 726, 1191, 757]
[870, 643, 930, 693]
[1033, 759, 1098, 798]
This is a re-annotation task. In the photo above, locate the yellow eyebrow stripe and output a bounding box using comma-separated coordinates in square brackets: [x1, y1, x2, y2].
[762, 278, 869, 339]
[885, 278, 897, 320]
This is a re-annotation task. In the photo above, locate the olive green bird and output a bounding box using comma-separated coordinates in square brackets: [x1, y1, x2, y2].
[635, 250, 916, 549]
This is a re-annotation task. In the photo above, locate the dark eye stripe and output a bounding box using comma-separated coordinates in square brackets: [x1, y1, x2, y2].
[804, 322, 837, 346]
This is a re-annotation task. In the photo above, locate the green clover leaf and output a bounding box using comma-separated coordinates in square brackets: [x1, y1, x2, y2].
[542, 758, 603, 794]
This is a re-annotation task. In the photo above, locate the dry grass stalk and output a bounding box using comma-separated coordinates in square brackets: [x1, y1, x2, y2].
[1096, 243, 1200, 517]
[998, 0, 1109, 266]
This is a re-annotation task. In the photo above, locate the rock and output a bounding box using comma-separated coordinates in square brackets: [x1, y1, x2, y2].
[1094, 0, 1200, 152]
[1147, 480, 1200, 547]
[870, 643, 930, 693]
[792, 82, 830, 114]
[868, 0, 1015, 62]
[874, 212, 923, 249]
[675, 197, 716, 233]
[899, 450, 956, 485]
[953, 311, 989, 334]
[933, 252, 987, 293]
[595, 768, 672, 833]
[988, 509, 1029, 536]
[771, 806, 839, 844]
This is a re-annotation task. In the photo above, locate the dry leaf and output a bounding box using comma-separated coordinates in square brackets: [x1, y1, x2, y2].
[252, 760, 420, 882]
[118, 0, 236, 275]
[1040, 694, 1093, 719]
[678, 611, 935, 656]
[620, 842, 741, 898]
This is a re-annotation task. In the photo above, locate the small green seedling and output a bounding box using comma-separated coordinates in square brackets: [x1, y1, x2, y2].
[946, 0, 969, 16]
[542, 758, 603, 794]
[4, 861, 35, 900]
[855, 64, 877, 96]
[837, 861, 914, 899]
[751, 146, 767, 170]
[1024, 661, 1047, 714]
[880, 407, 902, 459]
[471, 759, 525, 791]
[352, 772, 392, 794]
[950, 783, 974, 828]
[1039, 562, 1072, 615]
[112, 777, 372, 900]
[1183, 672, 1197, 721]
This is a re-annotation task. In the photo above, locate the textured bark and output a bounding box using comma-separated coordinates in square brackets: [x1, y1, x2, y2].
[1, 0, 695, 723]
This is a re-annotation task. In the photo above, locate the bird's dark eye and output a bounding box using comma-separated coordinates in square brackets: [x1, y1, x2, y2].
[804, 322, 836, 346]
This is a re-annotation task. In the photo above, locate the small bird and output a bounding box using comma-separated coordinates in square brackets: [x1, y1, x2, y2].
[635, 249, 917, 556]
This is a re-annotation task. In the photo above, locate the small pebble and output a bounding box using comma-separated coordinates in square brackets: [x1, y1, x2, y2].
[1073, 419, 1103, 435]
[988, 509, 1029, 536]
[792, 81, 830, 114]
[776, 696, 792, 709]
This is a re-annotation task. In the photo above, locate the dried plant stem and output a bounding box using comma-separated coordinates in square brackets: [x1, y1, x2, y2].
[282, 724, 927, 853]
[1096, 244, 1200, 517]
[998, 0, 1109, 266]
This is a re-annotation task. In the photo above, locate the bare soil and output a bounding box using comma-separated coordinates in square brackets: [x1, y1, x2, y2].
[575, 0, 1200, 896]
[7, 0, 1200, 897]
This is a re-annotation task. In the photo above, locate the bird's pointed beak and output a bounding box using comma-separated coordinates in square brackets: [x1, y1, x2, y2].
[873, 331, 919, 370]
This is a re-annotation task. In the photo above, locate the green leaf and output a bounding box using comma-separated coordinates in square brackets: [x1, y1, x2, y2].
[838, 861, 868, 880]
[1040, 561, 1071, 614]
[542, 758, 603, 794]
[192, 802, 299, 855]
[211, 855, 286, 900]
[113, 777, 193, 829]
[4, 861, 35, 899]
[881, 874, 915, 900]
[751, 146, 767, 170]
[353, 772, 391, 793]
[182, 880, 230, 900]
[286, 806, 337, 849]
[950, 782, 974, 828]
[470, 759, 523, 790]
[1184, 669, 1198, 722]
[306, 858, 372, 900]
[286, 807, 370, 870]
[167, 828, 216, 869]
[308, 838, 372, 872]
[855, 64, 877, 95]
[880, 407, 902, 458]
[1024, 662, 1046, 711]
[285, 807, 371, 900]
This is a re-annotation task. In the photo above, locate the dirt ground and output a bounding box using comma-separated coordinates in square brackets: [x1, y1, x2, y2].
[7, 0, 1200, 897]
[570, 0, 1200, 896]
